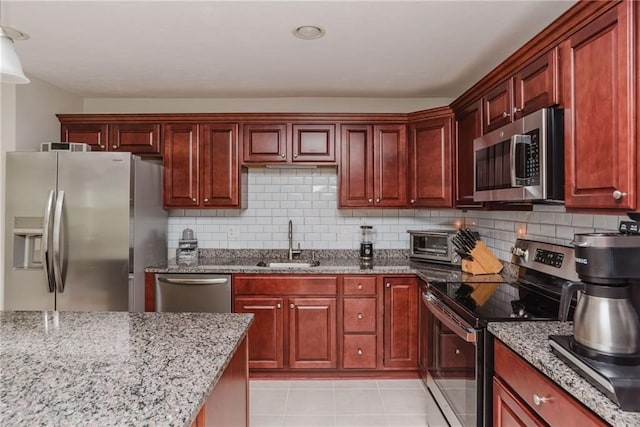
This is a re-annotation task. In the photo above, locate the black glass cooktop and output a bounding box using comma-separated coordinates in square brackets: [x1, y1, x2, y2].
[428, 279, 567, 328]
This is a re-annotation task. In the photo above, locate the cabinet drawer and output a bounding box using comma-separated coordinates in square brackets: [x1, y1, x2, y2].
[343, 298, 377, 333]
[234, 275, 337, 295]
[342, 276, 377, 296]
[439, 333, 475, 369]
[343, 335, 377, 369]
[494, 340, 606, 426]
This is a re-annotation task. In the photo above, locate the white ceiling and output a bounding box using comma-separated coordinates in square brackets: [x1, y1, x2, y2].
[4, 0, 576, 99]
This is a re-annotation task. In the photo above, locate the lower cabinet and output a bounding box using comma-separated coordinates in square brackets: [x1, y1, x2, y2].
[383, 276, 418, 368]
[341, 276, 379, 369]
[192, 336, 249, 427]
[493, 339, 607, 426]
[233, 275, 338, 370]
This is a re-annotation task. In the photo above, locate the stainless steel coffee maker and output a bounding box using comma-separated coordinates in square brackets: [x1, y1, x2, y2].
[559, 232, 640, 358]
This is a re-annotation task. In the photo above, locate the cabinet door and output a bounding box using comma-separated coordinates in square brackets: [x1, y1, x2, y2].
[61, 123, 108, 151]
[493, 377, 545, 427]
[243, 124, 288, 163]
[417, 283, 429, 374]
[561, 2, 635, 209]
[292, 124, 336, 163]
[201, 123, 242, 208]
[383, 277, 418, 368]
[483, 79, 513, 133]
[408, 117, 453, 208]
[373, 124, 408, 207]
[110, 123, 161, 155]
[163, 123, 199, 207]
[288, 297, 337, 369]
[454, 100, 484, 208]
[234, 296, 284, 369]
[513, 48, 559, 120]
[339, 124, 374, 207]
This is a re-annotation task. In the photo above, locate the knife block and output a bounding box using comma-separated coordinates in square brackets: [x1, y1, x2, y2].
[461, 242, 503, 275]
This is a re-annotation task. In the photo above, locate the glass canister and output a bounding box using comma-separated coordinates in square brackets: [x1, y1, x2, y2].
[360, 225, 374, 261]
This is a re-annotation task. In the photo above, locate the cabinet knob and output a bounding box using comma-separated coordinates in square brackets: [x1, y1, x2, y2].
[357, 348, 363, 356]
[532, 394, 551, 406]
[276, 303, 281, 309]
[502, 111, 511, 118]
[112, 145, 117, 149]
[100, 145, 105, 149]
[357, 313, 363, 320]
[376, 198, 380, 203]
[513, 107, 523, 114]
[613, 190, 628, 200]
[290, 303, 295, 309]
[357, 284, 363, 290]
[192, 198, 196, 202]
[410, 199, 415, 204]
[368, 198, 373, 203]
[281, 153, 286, 158]
[386, 283, 391, 288]
[204, 198, 209, 202]
[293, 153, 298, 158]
[455, 349, 460, 355]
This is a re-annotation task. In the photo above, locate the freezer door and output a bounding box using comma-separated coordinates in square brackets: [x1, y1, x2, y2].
[55, 152, 131, 311]
[4, 152, 58, 311]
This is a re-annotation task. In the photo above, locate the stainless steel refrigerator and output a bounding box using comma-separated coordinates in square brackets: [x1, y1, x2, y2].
[4, 151, 167, 312]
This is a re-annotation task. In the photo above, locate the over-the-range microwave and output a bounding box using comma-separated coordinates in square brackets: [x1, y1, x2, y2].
[473, 107, 564, 202]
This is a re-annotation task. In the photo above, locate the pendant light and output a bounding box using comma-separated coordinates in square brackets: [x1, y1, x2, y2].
[1, 26, 29, 84]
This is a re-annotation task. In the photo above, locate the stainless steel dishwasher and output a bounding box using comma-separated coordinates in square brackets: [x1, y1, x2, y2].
[155, 274, 231, 313]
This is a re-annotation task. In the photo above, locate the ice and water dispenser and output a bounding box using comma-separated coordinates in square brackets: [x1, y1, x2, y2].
[12, 216, 45, 269]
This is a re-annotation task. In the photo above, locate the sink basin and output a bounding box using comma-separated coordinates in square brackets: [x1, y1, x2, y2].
[256, 260, 320, 268]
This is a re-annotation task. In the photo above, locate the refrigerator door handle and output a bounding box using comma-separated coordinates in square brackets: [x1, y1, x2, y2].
[42, 190, 56, 293]
[52, 190, 65, 293]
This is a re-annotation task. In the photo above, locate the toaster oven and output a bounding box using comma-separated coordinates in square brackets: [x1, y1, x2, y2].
[408, 230, 461, 265]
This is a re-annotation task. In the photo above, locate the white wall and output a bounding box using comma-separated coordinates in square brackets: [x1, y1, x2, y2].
[16, 75, 84, 151]
[168, 168, 625, 261]
[0, 77, 82, 309]
[83, 97, 452, 114]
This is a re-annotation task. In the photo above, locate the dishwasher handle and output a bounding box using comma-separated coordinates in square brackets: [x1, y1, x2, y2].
[157, 277, 228, 285]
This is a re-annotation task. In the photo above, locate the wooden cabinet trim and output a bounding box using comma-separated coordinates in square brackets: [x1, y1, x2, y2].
[493, 377, 545, 427]
[234, 275, 338, 296]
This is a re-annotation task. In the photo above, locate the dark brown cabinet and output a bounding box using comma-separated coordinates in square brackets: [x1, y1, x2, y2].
[233, 275, 338, 371]
[560, 1, 636, 210]
[243, 123, 336, 164]
[342, 276, 378, 370]
[483, 49, 559, 134]
[163, 123, 246, 209]
[339, 124, 407, 208]
[383, 276, 418, 368]
[60, 121, 161, 155]
[454, 100, 483, 208]
[493, 377, 545, 427]
[408, 116, 453, 208]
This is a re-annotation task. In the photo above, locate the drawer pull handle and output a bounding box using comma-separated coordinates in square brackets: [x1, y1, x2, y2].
[613, 190, 627, 200]
[357, 348, 363, 355]
[357, 313, 363, 320]
[455, 349, 460, 355]
[276, 303, 281, 309]
[386, 283, 391, 288]
[357, 284, 363, 290]
[502, 111, 511, 118]
[290, 303, 295, 309]
[533, 394, 551, 406]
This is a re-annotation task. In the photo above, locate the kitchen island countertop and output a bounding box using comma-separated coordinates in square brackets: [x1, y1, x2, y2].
[0, 311, 253, 426]
[489, 321, 640, 427]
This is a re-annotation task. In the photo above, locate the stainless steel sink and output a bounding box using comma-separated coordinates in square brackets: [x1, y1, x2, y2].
[256, 260, 320, 268]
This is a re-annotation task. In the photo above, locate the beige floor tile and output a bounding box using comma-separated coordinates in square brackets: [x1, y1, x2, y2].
[333, 379, 378, 389]
[251, 380, 291, 390]
[379, 389, 430, 415]
[285, 389, 335, 416]
[376, 379, 425, 389]
[282, 415, 336, 426]
[334, 389, 385, 415]
[250, 389, 289, 416]
[387, 414, 430, 427]
[289, 379, 335, 389]
[335, 414, 389, 426]
[250, 415, 285, 427]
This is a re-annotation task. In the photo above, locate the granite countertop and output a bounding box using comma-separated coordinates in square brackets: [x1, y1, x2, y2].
[489, 321, 640, 426]
[0, 311, 253, 427]
[145, 249, 518, 284]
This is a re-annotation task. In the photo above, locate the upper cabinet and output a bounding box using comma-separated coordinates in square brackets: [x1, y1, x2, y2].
[59, 117, 162, 156]
[408, 114, 453, 208]
[560, 1, 636, 210]
[163, 122, 246, 209]
[454, 100, 483, 208]
[243, 123, 336, 164]
[483, 49, 559, 134]
[339, 123, 407, 208]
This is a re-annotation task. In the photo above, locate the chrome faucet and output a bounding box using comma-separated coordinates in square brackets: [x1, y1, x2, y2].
[288, 219, 302, 260]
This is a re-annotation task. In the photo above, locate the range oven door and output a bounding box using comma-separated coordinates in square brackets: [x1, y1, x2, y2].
[422, 290, 483, 427]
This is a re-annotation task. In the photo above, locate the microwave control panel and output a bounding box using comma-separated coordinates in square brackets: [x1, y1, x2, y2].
[523, 130, 540, 184]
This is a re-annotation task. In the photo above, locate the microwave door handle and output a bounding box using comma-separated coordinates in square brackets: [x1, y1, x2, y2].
[510, 134, 532, 186]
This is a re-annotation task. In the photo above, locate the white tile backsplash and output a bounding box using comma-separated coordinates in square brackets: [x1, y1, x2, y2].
[168, 168, 624, 260]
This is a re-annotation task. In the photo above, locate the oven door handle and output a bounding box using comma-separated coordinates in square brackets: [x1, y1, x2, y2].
[423, 292, 477, 343]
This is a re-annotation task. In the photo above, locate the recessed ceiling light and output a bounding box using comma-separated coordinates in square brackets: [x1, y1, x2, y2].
[292, 25, 325, 40]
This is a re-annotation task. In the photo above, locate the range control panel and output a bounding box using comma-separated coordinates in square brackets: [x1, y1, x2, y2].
[534, 248, 564, 268]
